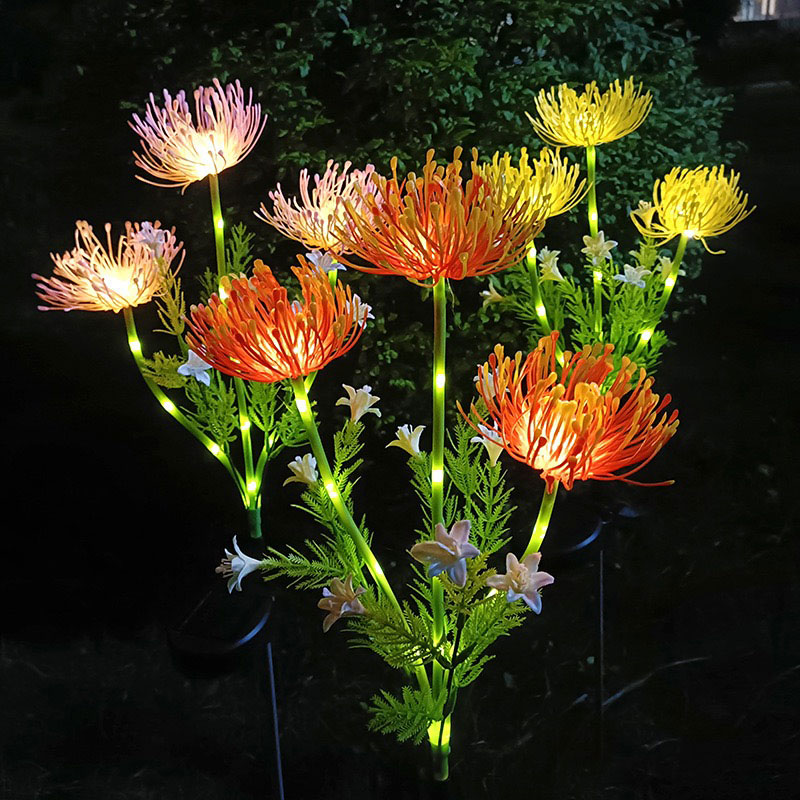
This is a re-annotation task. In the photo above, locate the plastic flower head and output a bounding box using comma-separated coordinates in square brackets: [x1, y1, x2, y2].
[186, 256, 369, 383]
[527, 77, 652, 148]
[630, 166, 754, 253]
[613, 264, 652, 289]
[463, 332, 679, 491]
[334, 148, 536, 286]
[581, 231, 617, 264]
[470, 424, 504, 467]
[336, 384, 381, 423]
[486, 552, 554, 614]
[177, 350, 213, 385]
[34, 220, 182, 313]
[215, 536, 263, 594]
[387, 424, 426, 457]
[537, 247, 563, 282]
[256, 160, 378, 254]
[130, 78, 266, 191]
[283, 454, 319, 487]
[318, 575, 367, 632]
[410, 521, 480, 587]
[475, 147, 586, 225]
[480, 282, 505, 308]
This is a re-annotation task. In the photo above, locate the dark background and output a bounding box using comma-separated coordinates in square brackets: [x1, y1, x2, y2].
[2, 2, 800, 798]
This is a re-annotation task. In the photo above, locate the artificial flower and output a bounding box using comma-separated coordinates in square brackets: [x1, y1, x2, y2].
[177, 350, 213, 385]
[463, 333, 679, 491]
[318, 575, 367, 632]
[215, 536, 263, 593]
[132, 221, 170, 258]
[410, 521, 480, 588]
[630, 166, 754, 253]
[580, 231, 617, 264]
[334, 148, 536, 285]
[130, 78, 266, 191]
[283, 454, 319, 487]
[186, 257, 369, 383]
[306, 250, 346, 272]
[257, 160, 377, 253]
[480, 282, 505, 308]
[632, 200, 657, 230]
[386, 424, 426, 457]
[613, 264, 652, 289]
[527, 77, 652, 148]
[336, 384, 381, 423]
[486, 552, 554, 613]
[34, 220, 182, 313]
[537, 247, 563, 282]
[470, 424, 504, 466]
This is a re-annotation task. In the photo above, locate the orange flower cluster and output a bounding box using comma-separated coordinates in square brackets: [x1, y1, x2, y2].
[465, 333, 679, 490]
[334, 148, 539, 286]
[186, 258, 370, 383]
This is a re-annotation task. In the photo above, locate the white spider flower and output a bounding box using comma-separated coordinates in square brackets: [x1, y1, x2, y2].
[470, 424, 504, 466]
[386, 424, 425, 457]
[581, 231, 617, 264]
[305, 249, 346, 272]
[485, 552, 554, 613]
[537, 246, 564, 282]
[336, 384, 381, 423]
[613, 264, 652, 289]
[410, 520, 480, 588]
[480, 282, 505, 308]
[283, 454, 319, 486]
[215, 536, 263, 594]
[177, 350, 213, 386]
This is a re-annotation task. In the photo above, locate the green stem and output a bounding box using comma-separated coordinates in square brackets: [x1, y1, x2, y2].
[208, 173, 226, 280]
[431, 611, 465, 782]
[586, 146, 603, 337]
[431, 278, 447, 701]
[525, 245, 552, 335]
[522, 481, 559, 558]
[289, 377, 431, 694]
[122, 307, 247, 504]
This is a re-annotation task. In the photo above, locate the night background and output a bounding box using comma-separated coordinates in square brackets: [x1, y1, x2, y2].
[2, 1, 799, 798]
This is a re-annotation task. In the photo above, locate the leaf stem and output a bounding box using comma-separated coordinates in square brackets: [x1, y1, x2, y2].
[522, 481, 559, 558]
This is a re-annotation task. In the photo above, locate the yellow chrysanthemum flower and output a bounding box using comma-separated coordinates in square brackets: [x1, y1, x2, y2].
[631, 166, 754, 253]
[476, 147, 586, 229]
[527, 77, 652, 148]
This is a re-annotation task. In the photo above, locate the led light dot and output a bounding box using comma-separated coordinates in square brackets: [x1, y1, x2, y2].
[218, 286, 228, 300]
[247, 480, 257, 493]
[535, 304, 546, 317]
[161, 398, 176, 414]
[208, 442, 221, 456]
[435, 372, 446, 390]
[664, 276, 675, 289]
[640, 329, 653, 343]
[216, 217, 224, 231]
[589, 211, 598, 222]
[240, 418, 251, 432]
[593, 270, 603, 281]
[295, 397, 309, 414]
[128, 339, 142, 353]
[527, 245, 537, 261]
[324, 481, 339, 500]
[431, 468, 444, 485]
[684, 229, 696, 239]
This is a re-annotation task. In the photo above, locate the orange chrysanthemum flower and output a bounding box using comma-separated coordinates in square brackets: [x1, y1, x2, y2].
[130, 78, 266, 191]
[33, 220, 183, 313]
[333, 148, 538, 286]
[256, 160, 378, 254]
[186, 258, 371, 383]
[463, 333, 679, 491]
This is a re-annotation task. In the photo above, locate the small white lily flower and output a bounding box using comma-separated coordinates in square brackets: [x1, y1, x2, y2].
[283, 454, 319, 486]
[318, 575, 367, 632]
[336, 384, 381, 423]
[344, 296, 374, 324]
[410, 521, 481, 588]
[177, 350, 213, 386]
[581, 231, 617, 264]
[133, 221, 169, 258]
[613, 264, 652, 289]
[479, 282, 505, 308]
[632, 200, 657, 229]
[474, 368, 497, 398]
[386, 424, 425, 457]
[658, 255, 686, 280]
[215, 536, 263, 594]
[485, 552, 554, 613]
[537, 247, 564, 282]
[306, 249, 346, 272]
[470, 424, 504, 466]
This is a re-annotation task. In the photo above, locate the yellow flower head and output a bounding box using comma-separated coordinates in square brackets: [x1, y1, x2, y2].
[476, 147, 586, 229]
[527, 77, 652, 148]
[631, 166, 754, 253]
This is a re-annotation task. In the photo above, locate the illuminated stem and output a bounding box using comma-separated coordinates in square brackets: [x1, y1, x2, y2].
[431, 278, 447, 702]
[522, 482, 559, 558]
[122, 307, 247, 504]
[586, 146, 603, 338]
[208, 173, 259, 537]
[289, 377, 431, 693]
[525, 245, 552, 335]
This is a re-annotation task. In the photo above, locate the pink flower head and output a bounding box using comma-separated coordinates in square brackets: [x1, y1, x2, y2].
[130, 78, 266, 191]
[33, 220, 183, 313]
[409, 520, 480, 587]
[486, 552, 554, 613]
[256, 160, 378, 254]
[318, 575, 367, 632]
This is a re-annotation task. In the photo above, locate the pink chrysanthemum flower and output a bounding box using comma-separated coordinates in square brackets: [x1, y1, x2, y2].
[130, 78, 267, 191]
[256, 160, 377, 254]
[33, 220, 183, 313]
